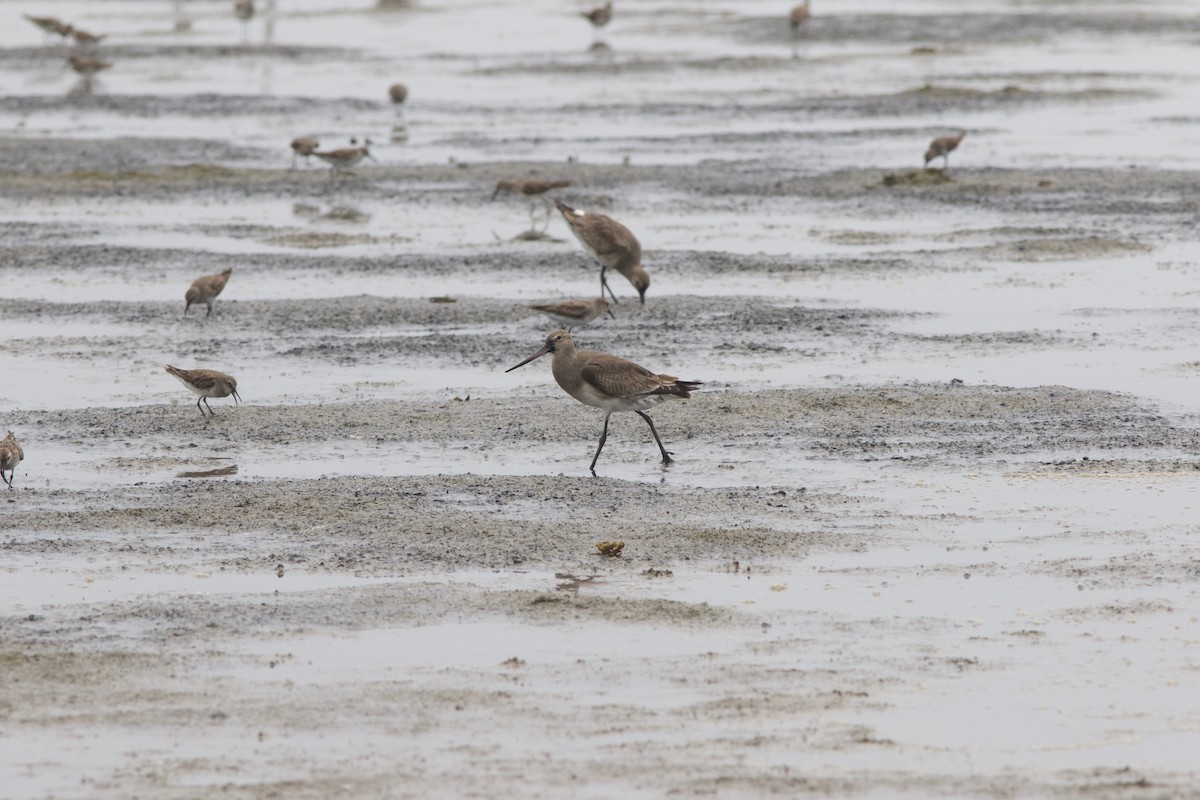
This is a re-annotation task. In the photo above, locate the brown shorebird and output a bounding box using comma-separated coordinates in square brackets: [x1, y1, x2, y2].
[789, 1, 810, 35]
[312, 144, 376, 179]
[493, 179, 571, 231]
[25, 14, 73, 42]
[185, 268, 233, 317]
[0, 431, 24, 489]
[68, 52, 111, 78]
[925, 131, 966, 169]
[556, 199, 648, 305]
[506, 329, 700, 472]
[70, 27, 106, 48]
[581, 1, 613, 30]
[388, 82, 408, 116]
[173, 0, 193, 32]
[290, 135, 319, 168]
[529, 297, 614, 328]
[165, 366, 241, 416]
[234, 0, 254, 42]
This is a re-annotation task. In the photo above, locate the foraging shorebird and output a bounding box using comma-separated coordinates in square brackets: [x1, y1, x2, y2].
[70, 27, 106, 48]
[556, 199, 648, 305]
[492, 178, 571, 231]
[581, 1, 613, 30]
[185, 268, 233, 317]
[234, 0, 254, 42]
[24, 14, 73, 42]
[529, 297, 614, 328]
[388, 82, 408, 116]
[290, 135, 319, 168]
[67, 52, 111, 78]
[924, 131, 966, 169]
[0, 431, 24, 489]
[507, 330, 700, 472]
[312, 144, 376, 179]
[789, 1, 810, 35]
[165, 366, 242, 416]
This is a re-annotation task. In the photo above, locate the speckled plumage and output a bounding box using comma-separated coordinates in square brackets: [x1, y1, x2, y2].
[165, 366, 242, 416]
[185, 268, 233, 317]
[0, 431, 24, 489]
[555, 200, 649, 304]
[506, 329, 700, 471]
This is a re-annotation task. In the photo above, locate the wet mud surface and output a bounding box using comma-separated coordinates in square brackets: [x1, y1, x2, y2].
[4, 0, 1200, 797]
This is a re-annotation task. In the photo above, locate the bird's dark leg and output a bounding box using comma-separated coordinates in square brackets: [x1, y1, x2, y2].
[600, 266, 619, 304]
[636, 410, 674, 465]
[195, 397, 205, 416]
[203, 397, 215, 416]
[589, 411, 612, 474]
[2, 471, 12, 489]
[206, 302, 213, 318]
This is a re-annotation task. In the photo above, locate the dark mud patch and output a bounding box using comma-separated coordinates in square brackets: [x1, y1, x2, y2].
[881, 168, 953, 187]
[0, 471, 856, 570]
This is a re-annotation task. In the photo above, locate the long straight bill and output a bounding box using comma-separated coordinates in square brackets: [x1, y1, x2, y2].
[505, 343, 552, 372]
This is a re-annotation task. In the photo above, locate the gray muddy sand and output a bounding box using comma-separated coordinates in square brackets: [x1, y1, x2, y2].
[4, 0, 1200, 798]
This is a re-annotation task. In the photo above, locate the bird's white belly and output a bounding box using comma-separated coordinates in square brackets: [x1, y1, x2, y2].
[568, 381, 667, 413]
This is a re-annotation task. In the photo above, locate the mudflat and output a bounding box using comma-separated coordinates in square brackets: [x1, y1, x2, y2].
[4, 1, 1200, 797]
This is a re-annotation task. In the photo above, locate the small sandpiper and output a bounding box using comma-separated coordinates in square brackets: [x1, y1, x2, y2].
[529, 297, 614, 328]
[165, 366, 242, 416]
[70, 27, 106, 48]
[24, 14, 73, 43]
[581, 1, 613, 30]
[388, 82, 408, 115]
[789, 1, 810, 36]
[290, 135, 319, 168]
[925, 131, 966, 169]
[234, 0, 254, 42]
[0, 431, 24, 489]
[185, 268, 233, 317]
[68, 52, 111, 78]
[492, 178, 571, 231]
[312, 143, 376, 179]
[506, 329, 700, 473]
